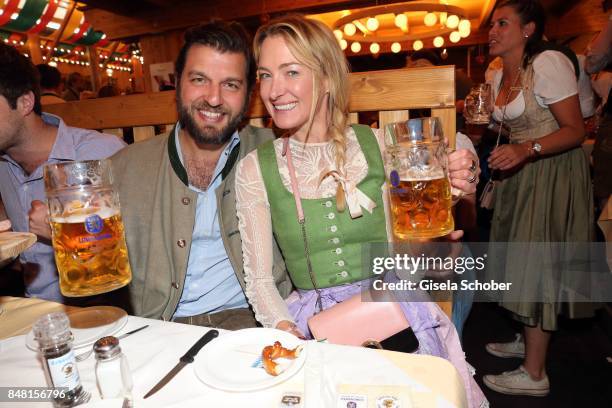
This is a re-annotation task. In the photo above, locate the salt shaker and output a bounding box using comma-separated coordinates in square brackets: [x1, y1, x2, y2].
[32, 312, 90, 407]
[93, 336, 133, 400]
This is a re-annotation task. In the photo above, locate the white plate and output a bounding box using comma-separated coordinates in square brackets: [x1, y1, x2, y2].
[194, 327, 306, 392]
[26, 306, 128, 351]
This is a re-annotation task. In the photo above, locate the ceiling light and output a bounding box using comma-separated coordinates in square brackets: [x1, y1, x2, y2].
[344, 23, 356, 36]
[413, 40, 423, 51]
[370, 42, 380, 54]
[350, 42, 361, 53]
[333, 29, 343, 40]
[424, 13, 437, 27]
[366, 17, 379, 31]
[433, 36, 444, 48]
[391, 42, 402, 53]
[458, 19, 471, 37]
[394, 14, 407, 28]
[446, 15, 459, 29]
[339, 39, 347, 50]
[449, 31, 461, 43]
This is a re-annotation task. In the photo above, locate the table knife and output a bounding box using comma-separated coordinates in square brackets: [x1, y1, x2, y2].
[143, 329, 219, 399]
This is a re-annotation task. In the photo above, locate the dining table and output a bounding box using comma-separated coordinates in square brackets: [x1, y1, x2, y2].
[0, 296, 467, 407]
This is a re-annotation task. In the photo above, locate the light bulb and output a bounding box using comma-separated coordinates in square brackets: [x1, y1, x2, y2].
[458, 19, 471, 37]
[446, 15, 459, 29]
[366, 17, 379, 31]
[370, 43, 380, 54]
[333, 29, 343, 40]
[394, 13, 407, 28]
[440, 12, 448, 25]
[450, 31, 461, 43]
[391, 42, 402, 53]
[344, 23, 356, 36]
[424, 12, 437, 27]
[339, 39, 347, 50]
[433, 36, 444, 48]
[350, 42, 361, 53]
[413, 40, 423, 51]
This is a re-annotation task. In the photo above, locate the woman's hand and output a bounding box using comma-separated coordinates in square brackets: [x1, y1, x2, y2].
[448, 149, 480, 195]
[276, 320, 306, 339]
[488, 143, 531, 171]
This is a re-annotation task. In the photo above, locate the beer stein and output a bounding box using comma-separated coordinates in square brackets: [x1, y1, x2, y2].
[384, 118, 454, 240]
[464, 83, 492, 125]
[44, 160, 131, 297]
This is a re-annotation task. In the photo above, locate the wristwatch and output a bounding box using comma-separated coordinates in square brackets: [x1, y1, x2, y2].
[530, 141, 542, 157]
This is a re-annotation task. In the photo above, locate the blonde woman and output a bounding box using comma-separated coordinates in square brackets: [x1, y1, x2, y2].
[235, 15, 486, 407]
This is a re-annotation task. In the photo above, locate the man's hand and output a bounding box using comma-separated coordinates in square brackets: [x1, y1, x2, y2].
[0, 219, 11, 232]
[28, 200, 52, 242]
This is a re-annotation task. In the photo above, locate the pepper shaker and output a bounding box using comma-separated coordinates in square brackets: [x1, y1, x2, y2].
[33, 312, 90, 407]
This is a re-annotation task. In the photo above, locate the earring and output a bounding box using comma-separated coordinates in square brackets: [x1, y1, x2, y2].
[524, 34, 529, 38]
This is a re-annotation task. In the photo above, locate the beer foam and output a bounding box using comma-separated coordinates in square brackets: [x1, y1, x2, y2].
[398, 169, 446, 181]
[51, 207, 118, 223]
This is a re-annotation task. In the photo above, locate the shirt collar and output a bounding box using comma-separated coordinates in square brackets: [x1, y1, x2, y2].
[44, 112, 77, 162]
[168, 122, 240, 187]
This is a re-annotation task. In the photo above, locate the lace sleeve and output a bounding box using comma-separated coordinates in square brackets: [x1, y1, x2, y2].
[235, 151, 295, 328]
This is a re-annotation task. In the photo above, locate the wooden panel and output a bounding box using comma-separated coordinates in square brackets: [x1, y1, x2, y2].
[45, 67, 456, 132]
[44, 91, 178, 129]
[431, 107, 456, 149]
[133, 126, 156, 142]
[104, 128, 123, 138]
[378, 110, 409, 130]
[348, 112, 358, 124]
[349, 66, 455, 112]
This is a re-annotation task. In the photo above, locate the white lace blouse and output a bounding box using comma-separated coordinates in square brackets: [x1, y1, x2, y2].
[235, 127, 475, 328]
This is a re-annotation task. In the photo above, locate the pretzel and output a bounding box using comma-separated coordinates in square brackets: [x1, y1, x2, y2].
[261, 341, 303, 376]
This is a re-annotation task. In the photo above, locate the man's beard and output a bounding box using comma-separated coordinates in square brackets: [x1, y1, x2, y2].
[178, 97, 246, 146]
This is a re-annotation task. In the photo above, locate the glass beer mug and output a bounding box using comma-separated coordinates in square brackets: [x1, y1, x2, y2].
[44, 160, 131, 297]
[384, 118, 454, 240]
[464, 83, 492, 125]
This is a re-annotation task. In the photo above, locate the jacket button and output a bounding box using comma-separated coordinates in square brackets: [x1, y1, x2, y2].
[171, 282, 180, 289]
[177, 239, 186, 248]
[182, 197, 191, 205]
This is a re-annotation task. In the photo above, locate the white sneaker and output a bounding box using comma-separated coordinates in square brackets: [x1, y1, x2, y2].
[483, 365, 549, 396]
[485, 333, 525, 358]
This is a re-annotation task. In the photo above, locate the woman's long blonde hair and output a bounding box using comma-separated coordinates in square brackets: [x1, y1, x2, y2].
[254, 14, 350, 174]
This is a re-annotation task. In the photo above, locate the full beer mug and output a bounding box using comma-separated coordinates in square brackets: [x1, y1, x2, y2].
[44, 160, 131, 296]
[384, 118, 454, 240]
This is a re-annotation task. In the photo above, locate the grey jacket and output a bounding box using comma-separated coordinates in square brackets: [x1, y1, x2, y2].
[111, 125, 292, 321]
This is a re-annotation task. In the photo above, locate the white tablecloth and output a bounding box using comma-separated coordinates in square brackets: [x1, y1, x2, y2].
[0, 297, 467, 407]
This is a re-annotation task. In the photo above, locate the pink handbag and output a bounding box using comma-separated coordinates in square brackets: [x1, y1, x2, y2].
[307, 292, 410, 347]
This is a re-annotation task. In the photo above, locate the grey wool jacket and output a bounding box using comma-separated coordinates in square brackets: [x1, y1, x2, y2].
[110, 124, 292, 321]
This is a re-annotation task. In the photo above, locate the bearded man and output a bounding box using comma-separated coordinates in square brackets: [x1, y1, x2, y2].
[111, 21, 291, 328]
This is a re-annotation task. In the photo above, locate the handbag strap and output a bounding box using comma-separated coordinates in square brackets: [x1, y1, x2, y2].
[283, 137, 323, 310]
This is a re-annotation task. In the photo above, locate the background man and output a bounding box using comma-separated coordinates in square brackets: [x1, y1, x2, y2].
[0, 43, 125, 302]
[36, 64, 65, 105]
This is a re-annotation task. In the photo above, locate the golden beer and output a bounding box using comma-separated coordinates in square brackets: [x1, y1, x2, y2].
[389, 176, 454, 239]
[50, 209, 131, 297]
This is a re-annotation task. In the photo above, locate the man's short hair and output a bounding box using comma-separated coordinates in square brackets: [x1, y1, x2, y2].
[66, 72, 82, 87]
[0, 43, 42, 115]
[37, 64, 62, 90]
[175, 20, 255, 94]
